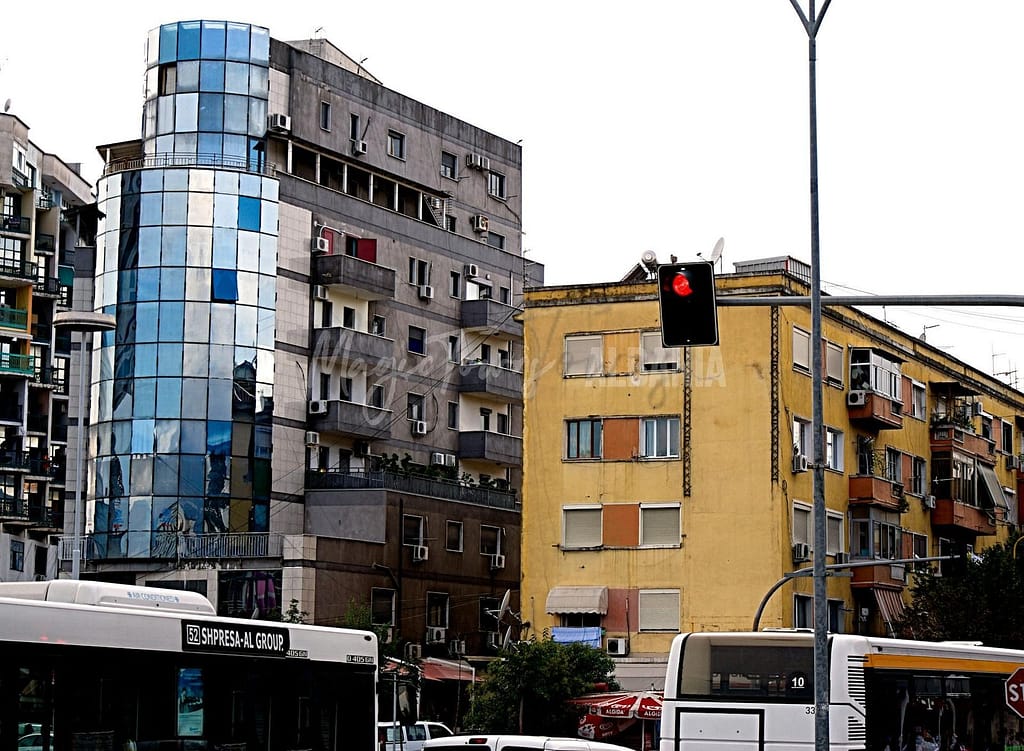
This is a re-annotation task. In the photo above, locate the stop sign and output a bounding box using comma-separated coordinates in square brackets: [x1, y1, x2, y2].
[1006, 666, 1024, 718]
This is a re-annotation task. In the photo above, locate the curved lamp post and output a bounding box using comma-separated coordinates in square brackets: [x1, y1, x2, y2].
[53, 311, 116, 580]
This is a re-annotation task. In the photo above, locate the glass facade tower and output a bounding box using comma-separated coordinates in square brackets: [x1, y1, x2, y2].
[91, 21, 278, 561]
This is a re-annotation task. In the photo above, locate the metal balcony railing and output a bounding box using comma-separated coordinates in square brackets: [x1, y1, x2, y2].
[307, 469, 519, 511]
[0, 306, 29, 330]
[58, 532, 284, 562]
[0, 352, 34, 375]
[104, 153, 277, 177]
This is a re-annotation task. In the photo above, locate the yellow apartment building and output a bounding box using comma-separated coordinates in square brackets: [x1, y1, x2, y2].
[520, 257, 1022, 689]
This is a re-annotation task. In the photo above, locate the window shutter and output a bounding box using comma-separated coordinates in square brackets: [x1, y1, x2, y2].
[356, 237, 377, 263]
[639, 589, 679, 631]
[641, 505, 680, 546]
[564, 507, 602, 548]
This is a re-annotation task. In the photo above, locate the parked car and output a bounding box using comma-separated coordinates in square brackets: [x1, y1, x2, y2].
[378, 721, 454, 751]
[18, 733, 46, 751]
[423, 736, 632, 751]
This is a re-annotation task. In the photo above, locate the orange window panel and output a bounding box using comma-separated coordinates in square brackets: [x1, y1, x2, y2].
[603, 503, 639, 547]
[603, 417, 639, 461]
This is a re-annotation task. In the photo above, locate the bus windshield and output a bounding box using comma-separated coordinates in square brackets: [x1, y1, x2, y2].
[678, 633, 814, 701]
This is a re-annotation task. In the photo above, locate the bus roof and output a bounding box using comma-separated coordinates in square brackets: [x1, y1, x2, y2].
[0, 580, 216, 614]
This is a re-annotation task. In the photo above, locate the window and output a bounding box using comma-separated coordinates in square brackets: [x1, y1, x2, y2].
[641, 417, 680, 458]
[479, 344, 491, 363]
[402, 514, 425, 546]
[793, 327, 811, 372]
[339, 377, 353, 402]
[850, 348, 902, 400]
[480, 597, 500, 631]
[638, 589, 679, 631]
[1002, 420, 1014, 454]
[825, 427, 844, 471]
[445, 215, 456, 233]
[479, 408, 491, 431]
[886, 447, 902, 483]
[318, 373, 330, 400]
[449, 270, 461, 298]
[825, 342, 844, 384]
[10, 539, 24, 572]
[387, 130, 406, 159]
[480, 525, 502, 555]
[370, 384, 385, 409]
[426, 592, 449, 628]
[496, 412, 509, 435]
[827, 513, 843, 555]
[794, 595, 845, 632]
[408, 257, 430, 286]
[793, 417, 811, 459]
[851, 515, 902, 560]
[911, 381, 927, 419]
[566, 419, 603, 459]
[319, 101, 331, 131]
[447, 401, 458, 429]
[500, 286, 511, 305]
[371, 315, 386, 337]
[448, 336, 460, 363]
[441, 151, 458, 179]
[561, 613, 602, 628]
[911, 532, 929, 572]
[320, 299, 332, 328]
[563, 506, 602, 548]
[911, 457, 927, 495]
[446, 521, 464, 552]
[793, 503, 812, 548]
[641, 331, 679, 371]
[211, 269, 238, 302]
[342, 306, 355, 329]
[640, 504, 680, 547]
[565, 335, 602, 376]
[407, 394, 424, 421]
[488, 170, 507, 199]
[349, 113, 360, 140]
[371, 588, 396, 626]
[486, 232, 505, 250]
[408, 326, 426, 355]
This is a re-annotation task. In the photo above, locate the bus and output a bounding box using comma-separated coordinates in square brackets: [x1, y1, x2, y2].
[0, 580, 378, 751]
[661, 630, 1024, 751]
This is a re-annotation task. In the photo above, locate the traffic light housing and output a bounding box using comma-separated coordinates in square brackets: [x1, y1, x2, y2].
[658, 262, 719, 347]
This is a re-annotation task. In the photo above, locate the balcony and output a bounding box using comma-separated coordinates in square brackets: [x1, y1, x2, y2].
[850, 562, 908, 589]
[458, 362, 524, 402]
[312, 327, 393, 366]
[0, 450, 32, 472]
[848, 475, 907, 512]
[307, 469, 519, 510]
[30, 366, 66, 392]
[0, 306, 29, 332]
[0, 260, 38, 286]
[35, 233, 56, 252]
[461, 299, 522, 339]
[0, 496, 30, 523]
[34, 277, 62, 298]
[1, 214, 31, 234]
[930, 424, 996, 464]
[313, 253, 396, 300]
[310, 399, 393, 440]
[846, 390, 903, 431]
[27, 504, 61, 533]
[458, 430, 523, 466]
[59, 532, 285, 562]
[0, 352, 34, 376]
[931, 498, 997, 536]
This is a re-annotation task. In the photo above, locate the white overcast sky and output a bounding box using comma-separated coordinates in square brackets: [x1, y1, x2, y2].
[3, 1, 1024, 381]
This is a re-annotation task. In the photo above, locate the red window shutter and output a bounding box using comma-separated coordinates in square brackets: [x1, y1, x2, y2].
[356, 238, 377, 263]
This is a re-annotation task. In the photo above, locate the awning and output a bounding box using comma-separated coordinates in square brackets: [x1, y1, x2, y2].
[978, 464, 1010, 511]
[874, 588, 906, 637]
[545, 586, 608, 614]
[421, 657, 477, 683]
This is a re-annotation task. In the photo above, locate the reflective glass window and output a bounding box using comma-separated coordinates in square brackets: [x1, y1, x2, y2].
[155, 419, 181, 455]
[186, 227, 213, 267]
[185, 271, 212, 303]
[141, 170, 163, 195]
[251, 27, 270, 64]
[138, 227, 161, 267]
[177, 22, 201, 60]
[213, 193, 238, 228]
[175, 132, 197, 155]
[154, 458, 179, 495]
[261, 177, 278, 202]
[248, 99, 267, 138]
[225, 62, 249, 94]
[198, 93, 224, 131]
[163, 191, 188, 225]
[164, 169, 189, 191]
[259, 236, 277, 275]
[187, 191, 214, 226]
[237, 197, 260, 232]
[117, 270, 138, 302]
[140, 193, 163, 227]
[208, 421, 232, 454]
[259, 201, 277, 235]
[210, 345, 234, 378]
[143, 99, 157, 139]
[210, 305, 235, 344]
[156, 378, 182, 418]
[183, 342, 210, 377]
[226, 23, 251, 61]
[201, 21, 226, 59]
[161, 268, 185, 300]
[177, 60, 200, 93]
[157, 342, 183, 377]
[198, 133, 223, 161]
[208, 380, 233, 420]
[162, 226, 187, 266]
[235, 305, 256, 347]
[213, 228, 236, 267]
[159, 24, 178, 65]
[181, 421, 206, 454]
[135, 344, 157, 376]
[189, 169, 214, 192]
[237, 272, 258, 306]
[137, 268, 160, 300]
[175, 93, 199, 132]
[181, 379, 209, 418]
[200, 61, 225, 91]
[249, 65, 268, 97]
[132, 419, 156, 454]
[257, 318, 274, 350]
[224, 95, 249, 134]
[158, 302, 185, 342]
[212, 269, 239, 302]
[237, 231, 259, 272]
[258, 275, 274, 309]
[223, 134, 247, 160]
[215, 170, 238, 194]
[134, 378, 156, 419]
[239, 173, 261, 198]
[132, 458, 153, 496]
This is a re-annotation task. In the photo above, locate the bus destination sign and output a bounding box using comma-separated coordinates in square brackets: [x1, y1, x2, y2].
[182, 620, 290, 657]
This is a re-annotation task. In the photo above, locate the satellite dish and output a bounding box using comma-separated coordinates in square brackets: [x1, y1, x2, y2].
[502, 627, 513, 649]
[497, 589, 511, 624]
[3, 99, 10, 114]
[708, 237, 724, 265]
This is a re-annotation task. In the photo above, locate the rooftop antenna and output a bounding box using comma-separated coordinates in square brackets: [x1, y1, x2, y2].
[3, 99, 10, 113]
[920, 324, 938, 342]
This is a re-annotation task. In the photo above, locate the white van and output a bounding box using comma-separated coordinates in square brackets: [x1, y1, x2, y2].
[379, 721, 455, 751]
[423, 736, 633, 751]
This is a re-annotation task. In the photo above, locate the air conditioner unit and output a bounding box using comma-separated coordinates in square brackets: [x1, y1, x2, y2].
[606, 637, 630, 657]
[304, 431, 320, 447]
[314, 285, 329, 301]
[892, 482, 905, 500]
[1008, 454, 1021, 471]
[429, 197, 444, 210]
[792, 542, 811, 563]
[847, 390, 868, 407]
[466, 153, 490, 171]
[412, 420, 428, 436]
[430, 452, 445, 466]
[486, 631, 501, 649]
[792, 453, 809, 473]
[379, 627, 395, 644]
[267, 113, 291, 132]
[471, 215, 489, 233]
[444, 453, 457, 468]
[923, 494, 937, 509]
[353, 440, 370, 457]
[418, 284, 435, 300]
[834, 551, 850, 565]
[312, 236, 330, 255]
[426, 627, 446, 644]
[406, 643, 423, 660]
[465, 263, 480, 278]
[351, 139, 368, 155]
[490, 553, 506, 570]
[412, 544, 429, 562]
[449, 639, 466, 656]
[308, 400, 327, 415]
[972, 400, 984, 416]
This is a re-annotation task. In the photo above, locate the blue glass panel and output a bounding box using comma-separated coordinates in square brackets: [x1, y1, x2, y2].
[175, 93, 199, 133]
[136, 302, 159, 342]
[161, 268, 186, 300]
[174, 132, 198, 156]
[157, 342, 183, 376]
[138, 227, 161, 267]
[130, 496, 153, 531]
[198, 93, 224, 131]
[132, 419, 156, 454]
[198, 132, 223, 160]
[177, 60, 200, 93]
[248, 65, 268, 97]
[208, 379, 233, 420]
[213, 193, 238, 228]
[177, 21, 201, 61]
[260, 201, 278, 235]
[237, 196, 260, 231]
[155, 419, 181, 454]
[223, 134, 247, 160]
[182, 378, 209, 419]
[137, 268, 160, 301]
[223, 95, 249, 134]
[159, 24, 178, 65]
[210, 305, 235, 345]
[126, 530, 150, 559]
[201, 21, 226, 59]
[164, 169, 189, 191]
[183, 306, 210, 345]
[238, 172, 261, 198]
[134, 378, 156, 418]
[248, 99, 267, 139]
[213, 227, 236, 267]
[235, 305, 257, 347]
[259, 236, 277, 275]
[141, 170, 163, 193]
[135, 344, 157, 377]
[225, 23, 250, 61]
[210, 345, 233, 378]
[252, 500, 269, 531]
[163, 191, 188, 225]
[181, 421, 206, 454]
[156, 378, 182, 418]
[237, 272, 257, 306]
[207, 421, 232, 454]
[162, 225, 187, 265]
[158, 301, 185, 341]
[215, 170, 238, 194]
[180, 455, 206, 497]
[140, 193, 163, 226]
[131, 457, 153, 496]
[258, 275, 275, 309]
[212, 270, 238, 303]
[251, 26, 270, 64]
[200, 60, 225, 92]
[225, 62, 249, 94]
[117, 270, 138, 302]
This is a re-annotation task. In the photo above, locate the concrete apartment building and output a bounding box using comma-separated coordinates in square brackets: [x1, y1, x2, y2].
[0, 114, 95, 584]
[520, 257, 1021, 689]
[71, 20, 536, 658]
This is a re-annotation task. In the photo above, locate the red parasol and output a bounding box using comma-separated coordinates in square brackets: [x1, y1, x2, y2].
[574, 690, 663, 720]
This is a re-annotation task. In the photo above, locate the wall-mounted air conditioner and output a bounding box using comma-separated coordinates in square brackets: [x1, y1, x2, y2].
[412, 544, 429, 562]
[847, 390, 868, 407]
[426, 626, 446, 644]
[312, 237, 330, 255]
[792, 542, 811, 563]
[834, 551, 849, 565]
[430, 452, 445, 466]
[490, 554, 506, 570]
[471, 215, 489, 233]
[308, 400, 327, 415]
[449, 639, 466, 656]
[351, 139, 368, 155]
[267, 113, 291, 133]
[973, 400, 984, 416]
[606, 637, 629, 656]
[314, 285, 329, 301]
[418, 285, 434, 300]
[486, 631, 501, 649]
[304, 431, 320, 447]
[792, 453, 809, 473]
[1008, 455, 1021, 471]
[466, 153, 490, 171]
[412, 420, 428, 436]
[465, 263, 480, 278]
[381, 627, 395, 644]
[923, 494, 937, 509]
[406, 643, 423, 660]
[444, 454, 457, 468]
[429, 197, 444, 210]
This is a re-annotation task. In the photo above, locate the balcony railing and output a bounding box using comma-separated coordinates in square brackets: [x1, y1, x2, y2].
[104, 153, 277, 177]
[0, 259, 38, 282]
[35, 233, 56, 252]
[307, 469, 520, 511]
[58, 532, 284, 562]
[0, 450, 33, 471]
[0, 352, 34, 375]
[0, 306, 29, 331]
[460, 298, 523, 338]
[34, 277, 62, 296]
[1, 214, 30, 233]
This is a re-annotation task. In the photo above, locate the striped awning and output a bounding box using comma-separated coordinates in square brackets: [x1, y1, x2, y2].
[545, 586, 608, 614]
[875, 588, 906, 636]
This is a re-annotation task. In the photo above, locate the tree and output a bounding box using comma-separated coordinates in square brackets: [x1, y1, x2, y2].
[465, 637, 618, 736]
[898, 534, 1024, 648]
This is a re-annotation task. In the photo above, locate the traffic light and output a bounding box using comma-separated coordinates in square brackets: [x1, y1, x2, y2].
[658, 262, 719, 347]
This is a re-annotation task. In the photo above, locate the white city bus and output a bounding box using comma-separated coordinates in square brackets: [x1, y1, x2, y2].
[0, 580, 377, 751]
[661, 630, 1024, 751]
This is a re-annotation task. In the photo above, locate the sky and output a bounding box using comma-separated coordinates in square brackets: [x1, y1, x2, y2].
[2, 1, 1024, 381]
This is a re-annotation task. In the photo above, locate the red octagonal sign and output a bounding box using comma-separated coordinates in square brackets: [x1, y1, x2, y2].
[1006, 666, 1024, 718]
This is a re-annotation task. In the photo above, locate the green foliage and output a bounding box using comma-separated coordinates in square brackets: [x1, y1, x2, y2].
[281, 598, 308, 624]
[465, 637, 618, 735]
[898, 535, 1024, 648]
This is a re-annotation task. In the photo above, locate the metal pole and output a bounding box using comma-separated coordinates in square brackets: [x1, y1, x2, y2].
[71, 333, 86, 580]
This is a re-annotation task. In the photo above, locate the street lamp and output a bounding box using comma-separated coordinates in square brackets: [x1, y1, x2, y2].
[54, 310, 116, 580]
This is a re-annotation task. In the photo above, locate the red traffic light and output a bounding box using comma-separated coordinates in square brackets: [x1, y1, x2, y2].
[670, 271, 694, 297]
[657, 262, 719, 347]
